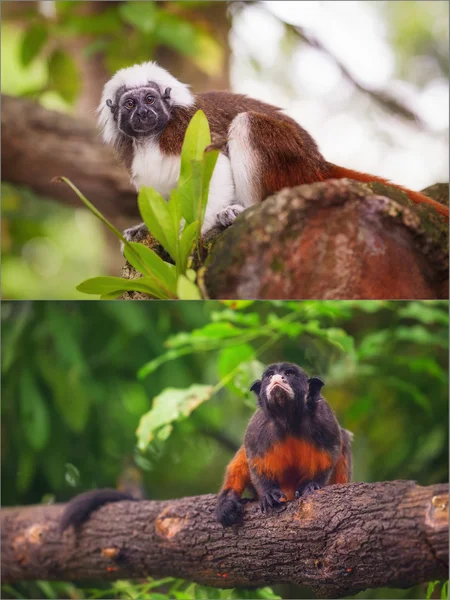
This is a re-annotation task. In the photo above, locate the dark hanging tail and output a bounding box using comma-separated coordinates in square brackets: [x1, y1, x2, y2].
[327, 162, 449, 220]
[60, 489, 136, 532]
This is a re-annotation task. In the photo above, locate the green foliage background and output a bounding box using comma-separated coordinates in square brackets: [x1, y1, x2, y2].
[1, 300, 448, 599]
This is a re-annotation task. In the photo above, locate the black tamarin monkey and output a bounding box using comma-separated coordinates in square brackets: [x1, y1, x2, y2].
[60, 362, 352, 531]
[215, 362, 353, 527]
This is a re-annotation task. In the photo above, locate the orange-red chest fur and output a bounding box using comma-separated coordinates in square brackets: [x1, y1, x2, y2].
[250, 437, 333, 500]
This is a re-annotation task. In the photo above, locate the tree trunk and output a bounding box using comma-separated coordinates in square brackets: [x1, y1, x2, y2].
[2, 481, 448, 598]
[1, 94, 137, 218]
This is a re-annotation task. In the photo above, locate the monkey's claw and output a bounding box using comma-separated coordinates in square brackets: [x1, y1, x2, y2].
[295, 482, 321, 499]
[217, 204, 245, 229]
[260, 490, 287, 514]
[121, 222, 149, 254]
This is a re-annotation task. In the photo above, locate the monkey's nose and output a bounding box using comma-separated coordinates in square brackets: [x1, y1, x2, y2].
[137, 109, 150, 120]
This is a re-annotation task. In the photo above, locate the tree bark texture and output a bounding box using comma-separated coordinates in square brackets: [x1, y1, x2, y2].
[204, 180, 449, 300]
[1, 94, 138, 218]
[1, 481, 448, 598]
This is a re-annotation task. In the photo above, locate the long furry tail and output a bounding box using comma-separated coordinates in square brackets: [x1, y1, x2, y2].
[327, 162, 449, 220]
[60, 489, 136, 532]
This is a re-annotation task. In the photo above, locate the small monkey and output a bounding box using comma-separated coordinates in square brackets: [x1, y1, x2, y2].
[98, 61, 448, 244]
[215, 362, 353, 527]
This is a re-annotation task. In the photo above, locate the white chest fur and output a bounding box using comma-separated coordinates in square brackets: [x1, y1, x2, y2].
[130, 140, 238, 234]
[131, 141, 181, 199]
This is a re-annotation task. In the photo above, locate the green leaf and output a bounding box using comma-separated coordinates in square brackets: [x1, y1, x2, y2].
[218, 344, 255, 380]
[167, 322, 245, 348]
[178, 221, 198, 274]
[76, 276, 171, 299]
[19, 371, 50, 451]
[136, 384, 213, 450]
[177, 274, 202, 299]
[427, 581, 439, 600]
[153, 12, 199, 56]
[124, 242, 177, 296]
[20, 23, 48, 67]
[67, 9, 121, 35]
[398, 302, 449, 325]
[180, 110, 211, 176]
[138, 347, 199, 380]
[218, 344, 259, 396]
[119, 1, 157, 34]
[47, 49, 80, 103]
[138, 187, 178, 260]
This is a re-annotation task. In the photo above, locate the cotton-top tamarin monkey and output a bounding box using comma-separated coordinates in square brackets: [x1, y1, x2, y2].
[99, 61, 448, 242]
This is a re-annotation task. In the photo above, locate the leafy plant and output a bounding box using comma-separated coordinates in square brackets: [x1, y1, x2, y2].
[12, 1, 223, 102]
[135, 301, 356, 452]
[57, 110, 219, 300]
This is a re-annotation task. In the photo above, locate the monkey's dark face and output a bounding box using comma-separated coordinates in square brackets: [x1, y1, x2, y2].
[251, 362, 309, 417]
[109, 84, 172, 139]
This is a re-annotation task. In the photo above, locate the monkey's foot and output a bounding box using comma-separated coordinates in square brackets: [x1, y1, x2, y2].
[215, 490, 244, 527]
[206, 134, 228, 154]
[217, 204, 245, 229]
[295, 482, 321, 499]
[260, 490, 288, 514]
[121, 222, 149, 254]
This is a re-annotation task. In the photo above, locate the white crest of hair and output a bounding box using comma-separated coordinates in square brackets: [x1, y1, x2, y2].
[98, 61, 194, 146]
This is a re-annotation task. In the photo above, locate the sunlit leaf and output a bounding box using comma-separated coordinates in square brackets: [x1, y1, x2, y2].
[136, 384, 213, 450]
[124, 242, 177, 296]
[76, 276, 171, 299]
[138, 187, 178, 260]
[177, 274, 202, 299]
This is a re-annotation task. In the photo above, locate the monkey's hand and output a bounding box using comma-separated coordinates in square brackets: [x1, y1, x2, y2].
[123, 222, 149, 244]
[215, 489, 245, 527]
[217, 204, 245, 229]
[295, 481, 321, 499]
[120, 222, 149, 255]
[260, 489, 288, 514]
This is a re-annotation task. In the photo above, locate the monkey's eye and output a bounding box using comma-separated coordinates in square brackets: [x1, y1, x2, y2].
[145, 94, 155, 105]
[125, 99, 135, 110]
[265, 370, 274, 378]
[285, 369, 296, 376]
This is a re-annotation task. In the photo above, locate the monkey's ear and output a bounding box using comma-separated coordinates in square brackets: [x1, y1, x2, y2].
[162, 87, 172, 102]
[308, 377, 324, 406]
[106, 99, 114, 111]
[250, 380, 262, 396]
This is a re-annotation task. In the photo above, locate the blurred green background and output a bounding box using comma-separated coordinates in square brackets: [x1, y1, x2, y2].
[1, 299, 448, 599]
[2, 0, 448, 299]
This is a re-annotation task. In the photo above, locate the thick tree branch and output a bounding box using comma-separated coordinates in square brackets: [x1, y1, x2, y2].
[1, 94, 138, 218]
[204, 180, 449, 300]
[1, 481, 448, 598]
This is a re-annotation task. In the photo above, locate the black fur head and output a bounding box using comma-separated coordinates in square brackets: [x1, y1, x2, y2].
[107, 83, 172, 139]
[250, 362, 324, 419]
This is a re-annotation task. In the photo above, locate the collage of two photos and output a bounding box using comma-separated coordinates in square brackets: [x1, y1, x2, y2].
[1, 2, 449, 600]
